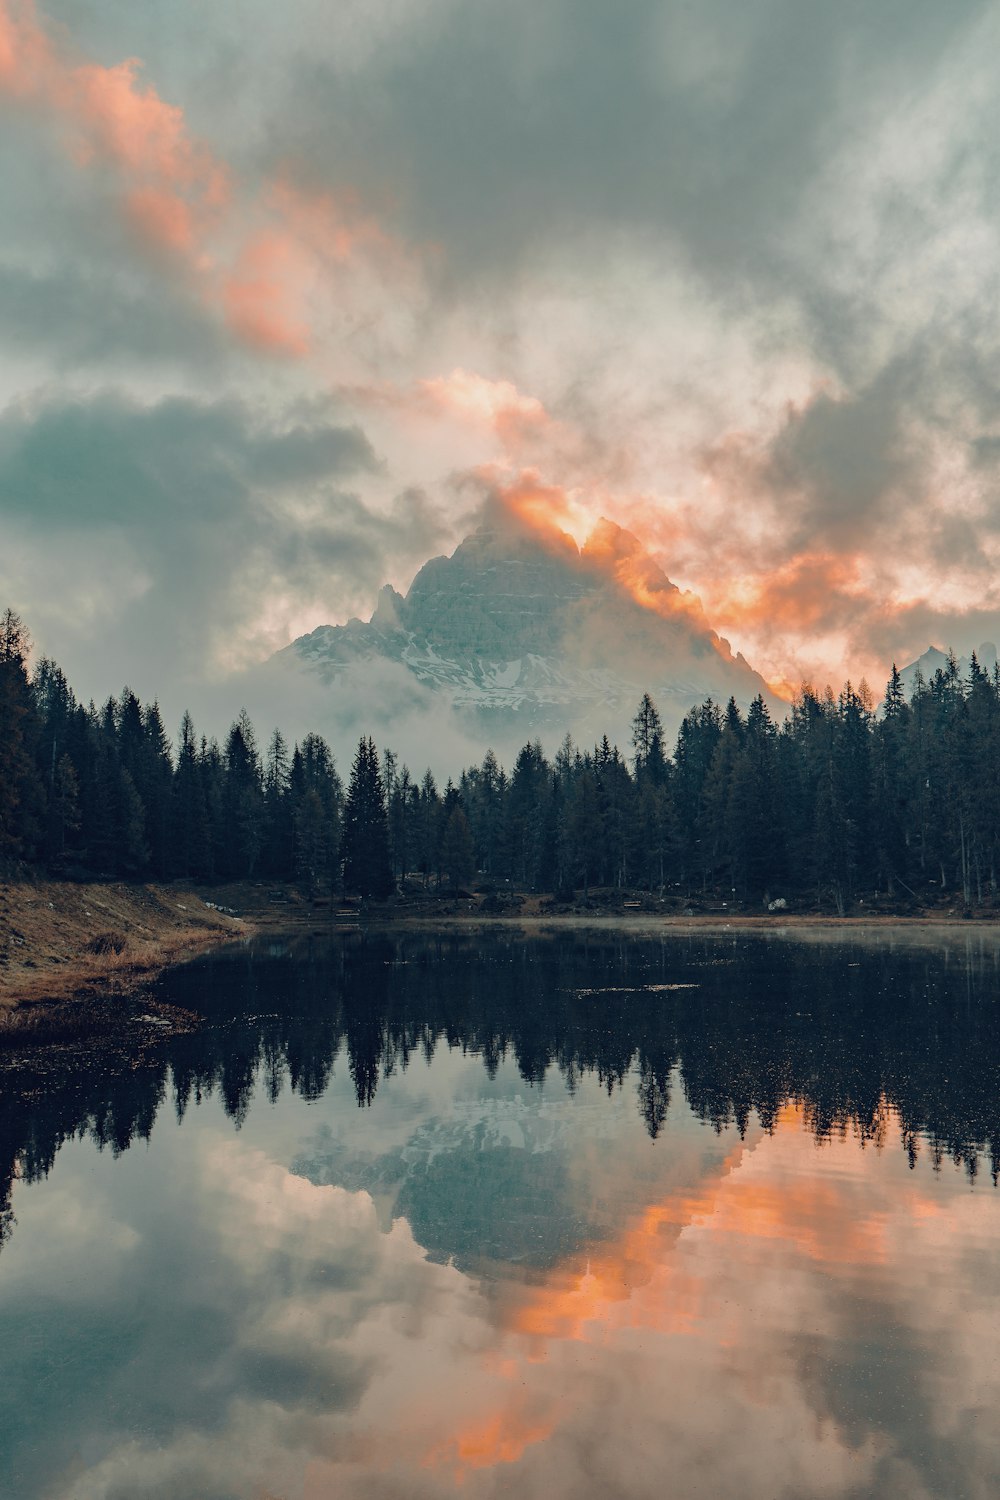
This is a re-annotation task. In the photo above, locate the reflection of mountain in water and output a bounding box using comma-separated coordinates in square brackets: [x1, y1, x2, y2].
[294, 1099, 615, 1269]
[4, 930, 1000, 1257]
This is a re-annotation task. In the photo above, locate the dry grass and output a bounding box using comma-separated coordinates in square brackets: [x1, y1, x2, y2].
[0, 879, 246, 1017]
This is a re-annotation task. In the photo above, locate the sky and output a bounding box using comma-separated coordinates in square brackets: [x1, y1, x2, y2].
[2, 0, 1000, 736]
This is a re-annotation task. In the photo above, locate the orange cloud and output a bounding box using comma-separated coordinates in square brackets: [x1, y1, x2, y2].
[221, 230, 312, 356]
[71, 57, 227, 202]
[488, 468, 586, 550]
[707, 553, 866, 638]
[0, 2, 228, 259]
[0, 0, 49, 95]
[419, 368, 550, 444]
[0, 0, 401, 362]
[473, 470, 750, 673]
[582, 512, 722, 637]
[124, 186, 197, 255]
[217, 177, 410, 356]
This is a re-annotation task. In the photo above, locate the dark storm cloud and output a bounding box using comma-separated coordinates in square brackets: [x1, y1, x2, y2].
[0, 263, 231, 371]
[0, 391, 448, 699]
[709, 325, 1000, 561]
[0, 393, 377, 525]
[762, 365, 921, 547]
[276, 0, 988, 289]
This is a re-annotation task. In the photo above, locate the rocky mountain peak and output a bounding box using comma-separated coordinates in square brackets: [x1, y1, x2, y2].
[283, 516, 778, 756]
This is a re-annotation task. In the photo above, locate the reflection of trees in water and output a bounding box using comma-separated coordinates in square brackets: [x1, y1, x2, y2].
[2, 931, 1000, 1251]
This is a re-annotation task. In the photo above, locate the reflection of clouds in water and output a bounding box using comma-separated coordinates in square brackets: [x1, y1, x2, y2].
[22, 1103, 1000, 1500]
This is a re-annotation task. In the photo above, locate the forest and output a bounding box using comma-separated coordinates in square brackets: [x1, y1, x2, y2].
[2, 605, 1000, 911]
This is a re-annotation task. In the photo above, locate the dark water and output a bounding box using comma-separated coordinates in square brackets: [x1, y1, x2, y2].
[3, 926, 1000, 1500]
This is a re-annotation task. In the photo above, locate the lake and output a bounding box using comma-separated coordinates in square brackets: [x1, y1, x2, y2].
[2, 925, 1000, 1499]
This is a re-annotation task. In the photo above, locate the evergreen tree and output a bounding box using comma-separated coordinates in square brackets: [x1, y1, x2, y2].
[506, 742, 551, 890]
[0, 610, 43, 863]
[701, 699, 744, 887]
[440, 805, 475, 889]
[727, 695, 784, 901]
[873, 666, 912, 897]
[414, 769, 442, 883]
[340, 737, 393, 899]
[672, 700, 722, 888]
[170, 712, 210, 878]
[631, 693, 665, 780]
[388, 764, 414, 881]
[262, 728, 292, 877]
[568, 769, 602, 893]
[139, 702, 173, 875]
[291, 733, 342, 893]
[222, 710, 264, 877]
[49, 754, 81, 859]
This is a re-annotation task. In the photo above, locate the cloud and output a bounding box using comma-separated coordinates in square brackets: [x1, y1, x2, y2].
[0, 1, 420, 373]
[277, 0, 989, 285]
[0, 261, 231, 372]
[5, 0, 1000, 707]
[0, 390, 454, 722]
[0, 0, 229, 256]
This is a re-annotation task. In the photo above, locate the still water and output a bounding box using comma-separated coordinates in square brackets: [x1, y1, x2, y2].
[3, 926, 1000, 1500]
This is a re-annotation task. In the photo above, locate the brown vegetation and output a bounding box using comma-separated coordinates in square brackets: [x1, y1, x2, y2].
[0, 879, 246, 1026]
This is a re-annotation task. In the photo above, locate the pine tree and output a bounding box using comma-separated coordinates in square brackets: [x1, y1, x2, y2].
[291, 733, 342, 893]
[568, 769, 602, 893]
[170, 712, 210, 878]
[388, 764, 414, 881]
[701, 700, 743, 887]
[631, 693, 665, 779]
[727, 695, 784, 901]
[262, 728, 291, 876]
[340, 737, 393, 899]
[222, 710, 264, 877]
[506, 742, 551, 890]
[0, 610, 43, 863]
[49, 754, 81, 859]
[672, 700, 722, 888]
[440, 806, 475, 889]
[32, 656, 77, 863]
[139, 702, 173, 875]
[873, 666, 911, 897]
[416, 769, 443, 883]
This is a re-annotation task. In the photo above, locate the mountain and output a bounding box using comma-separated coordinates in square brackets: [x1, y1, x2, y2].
[281, 515, 778, 758]
[899, 642, 998, 698]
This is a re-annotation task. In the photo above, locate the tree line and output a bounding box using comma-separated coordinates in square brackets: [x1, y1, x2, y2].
[3, 605, 1000, 908]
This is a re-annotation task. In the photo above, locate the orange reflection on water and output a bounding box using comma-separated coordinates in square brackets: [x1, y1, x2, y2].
[424, 1404, 557, 1482]
[506, 1102, 942, 1351]
[280, 1100, 1000, 1498]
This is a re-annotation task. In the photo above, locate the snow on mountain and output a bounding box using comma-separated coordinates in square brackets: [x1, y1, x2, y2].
[280, 515, 779, 758]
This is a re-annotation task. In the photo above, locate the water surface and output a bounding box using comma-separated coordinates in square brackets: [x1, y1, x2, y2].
[2, 927, 1000, 1499]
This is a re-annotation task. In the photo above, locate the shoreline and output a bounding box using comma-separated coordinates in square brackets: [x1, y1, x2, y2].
[0, 879, 250, 1044]
[3, 878, 1000, 1050]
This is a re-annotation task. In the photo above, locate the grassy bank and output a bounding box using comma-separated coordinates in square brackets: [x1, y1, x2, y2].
[0, 879, 247, 1034]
